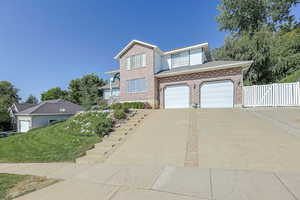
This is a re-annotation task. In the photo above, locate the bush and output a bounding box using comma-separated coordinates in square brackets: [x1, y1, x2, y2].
[110, 103, 123, 110]
[110, 102, 151, 110]
[95, 117, 112, 137]
[113, 109, 126, 120]
[65, 112, 112, 136]
[122, 107, 130, 113]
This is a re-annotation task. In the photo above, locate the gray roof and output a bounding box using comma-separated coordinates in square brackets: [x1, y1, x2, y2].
[14, 103, 37, 112]
[101, 79, 120, 89]
[155, 60, 252, 77]
[16, 99, 84, 115]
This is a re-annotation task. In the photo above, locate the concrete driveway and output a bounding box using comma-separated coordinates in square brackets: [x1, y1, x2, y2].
[106, 108, 300, 173]
[2, 108, 300, 200]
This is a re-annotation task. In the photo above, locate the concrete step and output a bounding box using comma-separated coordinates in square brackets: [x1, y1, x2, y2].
[104, 135, 124, 142]
[112, 131, 129, 136]
[86, 147, 111, 156]
[76, 155, 105, 164]
[95, 141, 120, 148]
[113, 127, 134, 132]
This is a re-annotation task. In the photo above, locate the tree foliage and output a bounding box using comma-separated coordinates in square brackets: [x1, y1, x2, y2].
[41, 87, 68, 101]
[0, 81, 20, 131]
[214, 0, 300, 84]
[41, 74, 105, 108]
[68, 74, 106, 107]
[25, 94, 39, 104]
[216, 0, 298, 34]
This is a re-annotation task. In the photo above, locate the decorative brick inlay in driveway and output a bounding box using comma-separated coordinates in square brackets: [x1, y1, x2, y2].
[184, 110, 199, 168]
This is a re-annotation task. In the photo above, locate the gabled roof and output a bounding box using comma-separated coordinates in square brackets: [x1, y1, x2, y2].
[16, 99, 83, 116]
[155, 61, 253, 78]
[13, 103, 37, 113]
[164, 43, 209, 55]
[114, 40, 157, 60]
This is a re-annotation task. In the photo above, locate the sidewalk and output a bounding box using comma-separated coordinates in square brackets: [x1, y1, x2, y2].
[1, 163, 299, 200]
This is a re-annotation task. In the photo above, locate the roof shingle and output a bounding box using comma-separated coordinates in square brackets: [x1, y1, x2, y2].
[16, 99, 83, 115]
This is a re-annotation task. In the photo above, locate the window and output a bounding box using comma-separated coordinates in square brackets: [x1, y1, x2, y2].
[169, 48, 204, 68]
[103, 89, 120, 100]
[127, 78, 147, 93]
[171, 51, 189, 68]
[126, 53, 146, 70]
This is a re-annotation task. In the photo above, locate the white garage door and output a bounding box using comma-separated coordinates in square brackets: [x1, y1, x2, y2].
[20, 120, 30, 132]
[201, 80, 234, 108]
[164, 85, 190, 109]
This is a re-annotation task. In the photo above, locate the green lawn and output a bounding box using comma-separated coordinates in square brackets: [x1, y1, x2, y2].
[0, 173, 28, 200]
[0, 112, 112, 163]
[0, 173, 59, 200]
[280, 69, 300, 83]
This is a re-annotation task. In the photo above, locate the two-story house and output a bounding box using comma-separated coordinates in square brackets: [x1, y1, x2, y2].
[102, 40, 252, 109]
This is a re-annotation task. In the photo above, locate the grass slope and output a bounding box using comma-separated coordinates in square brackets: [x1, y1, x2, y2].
[0, 174, 28, 200]
[280, 69, 300, 83]
[0, 112, 111, 163]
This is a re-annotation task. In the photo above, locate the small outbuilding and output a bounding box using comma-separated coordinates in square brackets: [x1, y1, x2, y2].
[15, 99, 83, 132]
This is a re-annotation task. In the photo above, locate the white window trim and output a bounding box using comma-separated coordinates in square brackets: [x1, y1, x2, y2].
[127, 78, 147, 93]
[126, 53, 146, 70]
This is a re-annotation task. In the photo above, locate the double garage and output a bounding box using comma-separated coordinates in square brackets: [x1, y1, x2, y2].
[164, 80, 235, 109]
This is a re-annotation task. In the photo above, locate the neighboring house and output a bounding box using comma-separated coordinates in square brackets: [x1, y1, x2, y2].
[15, 99, 84, 132]
[103, 40, 253, 109]
[9, 103, 37, 130]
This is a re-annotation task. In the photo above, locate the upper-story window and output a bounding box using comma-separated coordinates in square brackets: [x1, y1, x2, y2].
[167, 48, 204, 69]
[126, 53, 146, 70]
[171, 51, 189, 68]
[127, 78, 147, 93]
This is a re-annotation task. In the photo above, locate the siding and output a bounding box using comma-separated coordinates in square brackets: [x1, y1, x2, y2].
[17, 116, 32, 132]
[31, 115, 72, 129]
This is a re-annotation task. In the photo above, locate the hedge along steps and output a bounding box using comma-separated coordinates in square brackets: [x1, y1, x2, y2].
[75, 110, 151, 164]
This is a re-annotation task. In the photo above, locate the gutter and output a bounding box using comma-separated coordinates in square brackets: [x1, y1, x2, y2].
[155, 61, 253, 78]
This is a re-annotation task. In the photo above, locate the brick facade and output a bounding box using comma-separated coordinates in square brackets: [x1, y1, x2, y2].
[117, 42, 244, 109]
[156, 67, 243, 108]
[119, 43, 156, 107]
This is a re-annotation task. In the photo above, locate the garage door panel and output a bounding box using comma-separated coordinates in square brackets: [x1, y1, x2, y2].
[20, 120, 30, 132]
[165, 85, 189, 109]
[201, 80, 234, 108]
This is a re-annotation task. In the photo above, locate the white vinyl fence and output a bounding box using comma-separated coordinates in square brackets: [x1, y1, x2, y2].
[243, 82, 300, 107]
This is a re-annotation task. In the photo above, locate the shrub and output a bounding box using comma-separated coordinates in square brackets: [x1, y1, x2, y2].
[122, 107, 130, 113]
[123, 102, 145, 109]
[113, 109, 126, 120]
[110, 102, 151, 110]
[65, 112, 112, 137]
[98, 99, 109, 110]
[95, 117, 112, 137]
[110, 103, 123, 110]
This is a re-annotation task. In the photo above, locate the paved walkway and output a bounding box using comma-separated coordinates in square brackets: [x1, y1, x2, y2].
[0, 163, 300, 200]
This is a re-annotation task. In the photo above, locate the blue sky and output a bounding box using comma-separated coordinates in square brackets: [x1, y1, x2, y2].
[0, 0, 299, 101]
